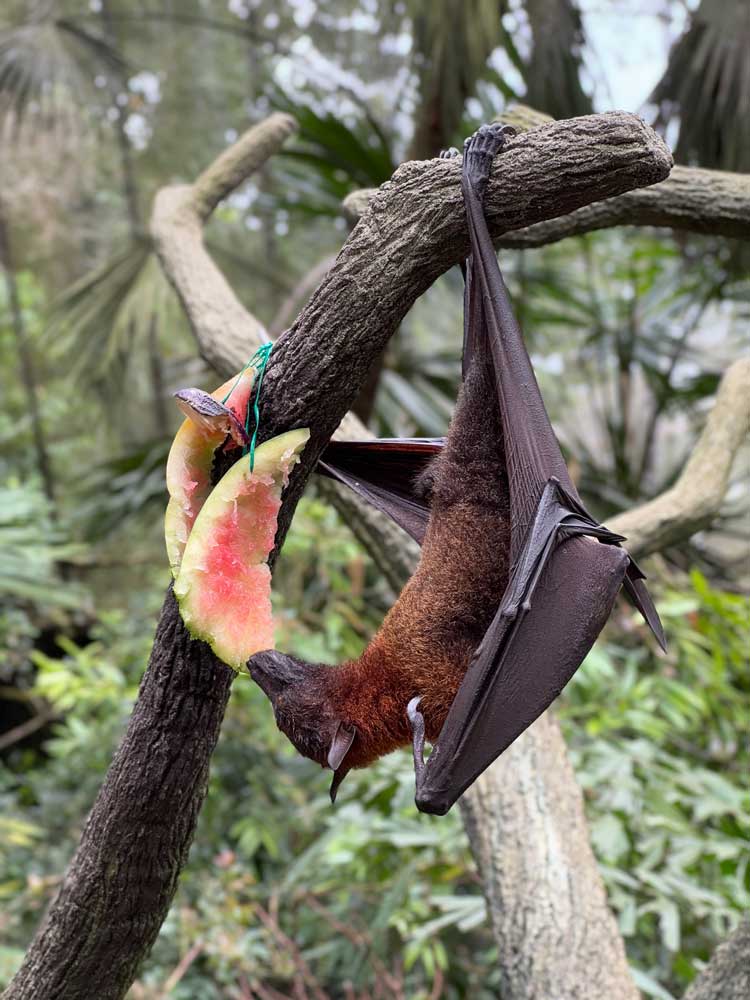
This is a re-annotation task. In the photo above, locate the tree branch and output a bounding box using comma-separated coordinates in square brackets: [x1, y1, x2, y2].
[460, 712, 639, 1000]
[3, 592, 234, 1000]
[344, 165, 750, 244]
[151, 112, 298, 375]
[255, 112, 672, 549]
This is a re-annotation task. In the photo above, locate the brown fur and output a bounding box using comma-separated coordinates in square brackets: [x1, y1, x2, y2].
[315, 354, 511, 768]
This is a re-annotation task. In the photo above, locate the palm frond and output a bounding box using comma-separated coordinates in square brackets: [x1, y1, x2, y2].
[0, 4, 124, 132]
[48, 237, 185, 394]
[650, 0, 750, 172]
[407, 0, 507, 159]
[270, 86, 395, 215]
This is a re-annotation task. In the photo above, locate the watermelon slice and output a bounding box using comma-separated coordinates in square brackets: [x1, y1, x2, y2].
[165, 369, 256, 576]
[174, 428, 309, 670]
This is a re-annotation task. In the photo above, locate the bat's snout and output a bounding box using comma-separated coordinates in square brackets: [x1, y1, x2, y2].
[247, 649, 295, 700]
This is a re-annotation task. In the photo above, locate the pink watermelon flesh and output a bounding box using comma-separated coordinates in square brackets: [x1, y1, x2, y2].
[165, 368, 255, 576]
[174, 429, 309, 670]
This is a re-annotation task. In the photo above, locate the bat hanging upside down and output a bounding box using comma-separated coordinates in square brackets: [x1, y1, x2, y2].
[232, 125, 665, 814]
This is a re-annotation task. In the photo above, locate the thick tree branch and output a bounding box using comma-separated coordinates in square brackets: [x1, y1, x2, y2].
[344, 164, 750, 244]
[460, 713, 639, 1000]
[256, 112, 672, 549]
[151, 112, 298, 375]
[3, 593, 234, 1000]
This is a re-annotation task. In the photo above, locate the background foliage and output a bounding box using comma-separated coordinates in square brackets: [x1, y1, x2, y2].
[1, 1, 748, 998]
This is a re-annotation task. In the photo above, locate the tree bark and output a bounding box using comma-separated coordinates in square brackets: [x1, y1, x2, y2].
[683, 917, 750, 1000]
[461, 713, 639, 1000]
[344, 164, 750, 244]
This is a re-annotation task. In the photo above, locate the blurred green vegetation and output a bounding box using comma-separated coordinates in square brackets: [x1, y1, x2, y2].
[1, 1, 748, 998]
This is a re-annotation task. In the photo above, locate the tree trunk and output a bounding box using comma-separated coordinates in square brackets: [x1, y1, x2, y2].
[460, 714, 638, 1000]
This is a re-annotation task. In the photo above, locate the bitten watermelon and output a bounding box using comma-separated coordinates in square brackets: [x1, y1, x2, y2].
[165, 369, 255, 576]
[173, 428, 309, 670]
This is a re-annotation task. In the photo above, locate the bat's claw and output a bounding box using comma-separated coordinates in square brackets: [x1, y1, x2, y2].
[439, 146, 460, 160]
[406, 696, 427, 784]
[462, 122, 516, 199]
[407, 695, 423, 723]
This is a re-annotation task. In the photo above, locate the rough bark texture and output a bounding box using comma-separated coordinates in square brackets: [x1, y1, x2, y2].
[2, 591, 234, 1000]
[460, 712, 639, 1000]
[683, 917, 750, 1000]
[344, 163, 750, 244]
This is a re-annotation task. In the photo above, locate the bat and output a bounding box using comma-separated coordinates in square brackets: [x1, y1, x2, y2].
[187, 124, 666, 814]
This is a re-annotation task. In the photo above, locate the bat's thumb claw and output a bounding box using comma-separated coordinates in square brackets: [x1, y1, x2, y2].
[406, 696, 423, 723]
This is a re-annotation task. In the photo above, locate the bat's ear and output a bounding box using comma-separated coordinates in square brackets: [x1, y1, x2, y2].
[328, 722, 356, 803]
[328, 722, 356, 771]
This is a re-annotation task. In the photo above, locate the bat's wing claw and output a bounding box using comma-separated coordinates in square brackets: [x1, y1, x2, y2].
[406, 695, 423, 722]
[406, 696, 427, 790]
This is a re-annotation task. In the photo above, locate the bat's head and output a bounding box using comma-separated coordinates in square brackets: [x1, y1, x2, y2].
[248, 650, 356, 801]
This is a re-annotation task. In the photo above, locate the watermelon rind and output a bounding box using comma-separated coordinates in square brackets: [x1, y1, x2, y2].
[174, 428, 309, 670]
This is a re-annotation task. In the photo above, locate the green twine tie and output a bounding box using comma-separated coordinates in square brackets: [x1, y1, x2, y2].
[220, 342, 273, 472]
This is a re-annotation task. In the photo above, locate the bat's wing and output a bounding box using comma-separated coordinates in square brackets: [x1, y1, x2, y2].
[459, 124, 664, 640]
[318, 438, 443, 545]
[413, 481, 629, 813]
[410, 125, 665, 814]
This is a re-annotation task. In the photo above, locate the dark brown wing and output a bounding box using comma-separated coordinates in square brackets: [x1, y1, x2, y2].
[318, 438, 443, 545]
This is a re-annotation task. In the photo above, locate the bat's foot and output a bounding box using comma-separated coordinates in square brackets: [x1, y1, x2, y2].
[462, 122, 516, 199]
[406, 696, 427, 783]
[439, 146, 460, 160]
